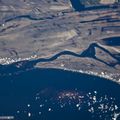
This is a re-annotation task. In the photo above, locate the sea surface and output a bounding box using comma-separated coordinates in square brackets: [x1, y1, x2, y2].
[0, 68, 120, 120]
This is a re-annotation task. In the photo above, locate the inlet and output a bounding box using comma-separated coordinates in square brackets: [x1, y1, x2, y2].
[102, 37, 120, 46]
[70, 0, 85, 11]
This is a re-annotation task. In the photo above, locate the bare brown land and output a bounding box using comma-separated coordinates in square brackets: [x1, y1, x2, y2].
[0, 0, 120, 83]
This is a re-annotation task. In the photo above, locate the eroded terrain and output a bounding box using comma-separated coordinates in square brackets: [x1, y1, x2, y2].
[0, 0, 120, 82]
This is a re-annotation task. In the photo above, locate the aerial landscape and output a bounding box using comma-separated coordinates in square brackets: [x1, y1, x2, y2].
[0, 0, 120, 120]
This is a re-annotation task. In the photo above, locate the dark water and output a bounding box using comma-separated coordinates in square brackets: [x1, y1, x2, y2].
[70, 0, 85, 11]
[0, 68, 120, 120]
[70, 0, 117, 12]
[103, 37, 120, 46]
